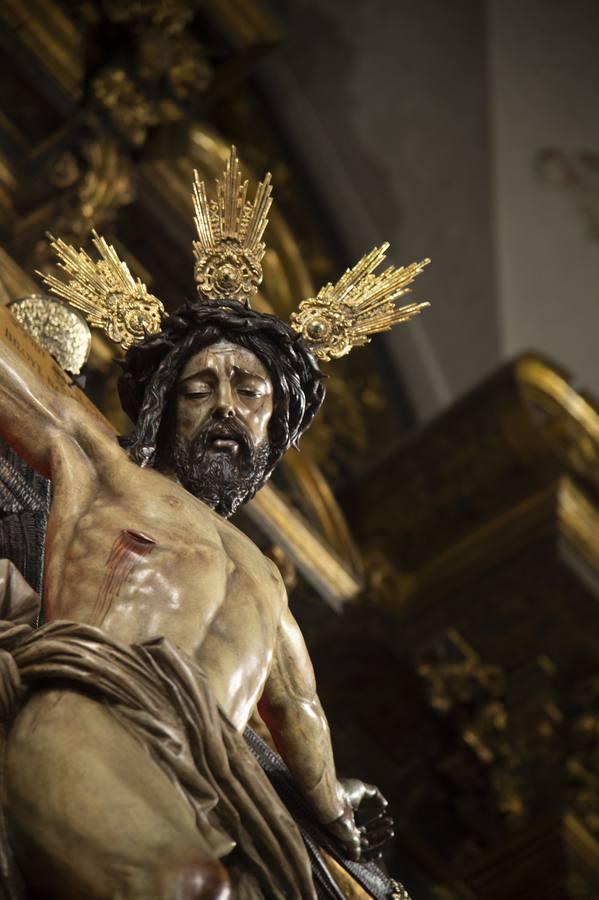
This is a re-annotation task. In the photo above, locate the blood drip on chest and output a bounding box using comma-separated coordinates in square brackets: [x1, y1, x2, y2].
[91, 530, 156, 625]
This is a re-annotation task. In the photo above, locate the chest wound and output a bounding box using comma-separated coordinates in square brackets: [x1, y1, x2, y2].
[91, 529, 157, 624]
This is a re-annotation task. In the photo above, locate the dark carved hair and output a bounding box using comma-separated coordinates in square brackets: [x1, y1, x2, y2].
[118, 299, 325, 483]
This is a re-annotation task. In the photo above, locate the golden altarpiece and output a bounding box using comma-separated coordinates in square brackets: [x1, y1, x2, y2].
[0, 3, 599, 899]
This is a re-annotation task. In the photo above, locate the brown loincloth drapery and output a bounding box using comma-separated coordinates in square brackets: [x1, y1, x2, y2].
[0, 619, 317, 900]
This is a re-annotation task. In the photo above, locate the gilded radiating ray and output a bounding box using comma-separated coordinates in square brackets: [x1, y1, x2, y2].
[38, 230, 166, 351]
[34, 147, 430, 364]
[290, 244, 430, 361]
[192, 146, 273, 304]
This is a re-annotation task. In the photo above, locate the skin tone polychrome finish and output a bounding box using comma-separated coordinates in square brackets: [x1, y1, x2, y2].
[175, 342, 273, 455]
[0, 334, 391, 898]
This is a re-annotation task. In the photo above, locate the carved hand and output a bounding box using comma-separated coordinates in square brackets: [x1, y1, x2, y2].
[325, 777, 394, 862]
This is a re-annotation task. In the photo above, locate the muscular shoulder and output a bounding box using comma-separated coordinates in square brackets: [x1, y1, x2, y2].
[219, 522, 287, 606]
[48, 398, 126, 480]
[263, 554, 288, 607]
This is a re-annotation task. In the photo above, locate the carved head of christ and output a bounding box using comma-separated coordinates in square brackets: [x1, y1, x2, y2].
[118, 299, 326, 517]
[166, 341, 274, 517]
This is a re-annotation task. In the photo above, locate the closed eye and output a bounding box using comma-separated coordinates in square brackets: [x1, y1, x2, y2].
[237, 388, 262, 398]
[185, 389, 211, 399]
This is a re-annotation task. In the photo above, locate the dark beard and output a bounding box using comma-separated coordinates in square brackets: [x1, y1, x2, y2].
[167, 419, 271, 518]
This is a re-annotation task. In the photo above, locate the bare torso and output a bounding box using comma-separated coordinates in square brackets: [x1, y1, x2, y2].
[43, 430, 285, 730]
[0, 335, 367, 840]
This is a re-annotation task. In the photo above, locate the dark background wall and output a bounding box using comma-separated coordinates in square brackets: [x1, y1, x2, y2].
[258, 0, 599, 419]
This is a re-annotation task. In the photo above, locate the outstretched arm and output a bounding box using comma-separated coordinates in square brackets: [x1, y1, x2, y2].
[0, 311, 112, 476]
[259, 606, 392, 860]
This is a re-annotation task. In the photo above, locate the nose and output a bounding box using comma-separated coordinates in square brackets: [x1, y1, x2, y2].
[213, 381, 235, 419]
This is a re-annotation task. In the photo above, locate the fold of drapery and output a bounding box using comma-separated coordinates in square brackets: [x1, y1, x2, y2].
[0, 618, 317, 900]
